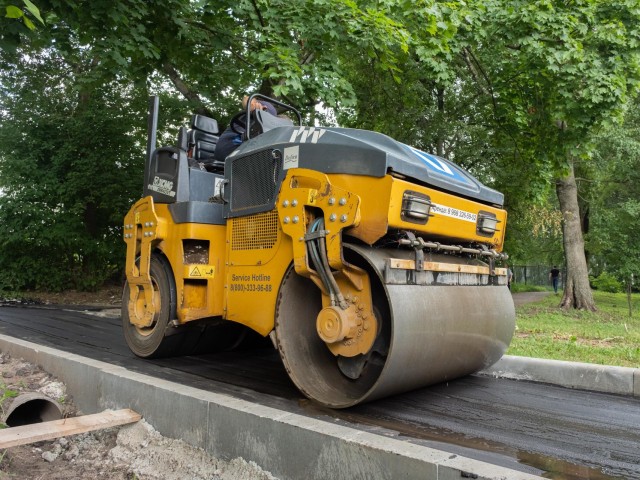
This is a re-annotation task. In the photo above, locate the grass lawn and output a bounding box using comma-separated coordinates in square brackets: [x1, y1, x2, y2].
[507, 290, 640, 368]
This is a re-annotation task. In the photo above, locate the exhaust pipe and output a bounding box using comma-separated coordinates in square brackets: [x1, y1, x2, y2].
[143, 95, 160, 196]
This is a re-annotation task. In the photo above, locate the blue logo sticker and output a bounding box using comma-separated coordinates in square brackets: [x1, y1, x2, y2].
[406, 145, 473, 186]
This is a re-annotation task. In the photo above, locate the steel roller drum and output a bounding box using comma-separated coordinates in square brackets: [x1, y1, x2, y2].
[275, 245, 516, 408]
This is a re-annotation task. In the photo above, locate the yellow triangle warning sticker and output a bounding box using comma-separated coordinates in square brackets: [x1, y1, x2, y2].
[185, 265, 215, 278]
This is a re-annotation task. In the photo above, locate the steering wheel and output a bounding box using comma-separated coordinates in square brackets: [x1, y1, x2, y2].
[230, 111, 248, 135]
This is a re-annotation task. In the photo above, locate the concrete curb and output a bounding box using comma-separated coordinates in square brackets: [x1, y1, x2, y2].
[0, 334, 543, 480]
[481, 355, 640, 397]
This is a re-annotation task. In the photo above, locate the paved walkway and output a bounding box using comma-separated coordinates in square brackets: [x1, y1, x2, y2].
[511, 291, 552, 307]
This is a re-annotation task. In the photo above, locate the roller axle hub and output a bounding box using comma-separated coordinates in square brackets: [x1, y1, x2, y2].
[316, 306, 353, 343]
[316, 298, 377, 358]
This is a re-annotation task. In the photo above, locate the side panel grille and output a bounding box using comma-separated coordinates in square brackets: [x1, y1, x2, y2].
[231, 211, 279, 251]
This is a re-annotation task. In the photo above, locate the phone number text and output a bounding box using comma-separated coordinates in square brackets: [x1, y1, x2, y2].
[230, 283, 273, 293]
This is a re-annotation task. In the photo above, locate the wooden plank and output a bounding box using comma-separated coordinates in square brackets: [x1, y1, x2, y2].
[388, 258, 507, 276]
[0, 409, 141, 449]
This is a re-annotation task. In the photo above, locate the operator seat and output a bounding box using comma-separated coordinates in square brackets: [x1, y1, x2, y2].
[186, 114, 223, 173]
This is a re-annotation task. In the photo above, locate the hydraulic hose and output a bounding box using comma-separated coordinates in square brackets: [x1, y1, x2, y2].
[315, 218, 348, 309]
[307, 218, 337, 304]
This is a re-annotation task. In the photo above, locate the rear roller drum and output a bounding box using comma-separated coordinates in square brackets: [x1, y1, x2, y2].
[122, 253, 181, 358]
[122, 253, 259, 358]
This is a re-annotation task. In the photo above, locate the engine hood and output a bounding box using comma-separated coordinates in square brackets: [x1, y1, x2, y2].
[230, 126, 504, 206]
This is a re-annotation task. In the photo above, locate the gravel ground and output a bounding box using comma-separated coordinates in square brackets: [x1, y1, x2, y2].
[0, 353, 278, 480]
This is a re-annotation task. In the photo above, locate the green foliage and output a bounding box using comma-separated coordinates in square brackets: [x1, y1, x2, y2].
[0, 0, 422, 292]
[0, 383, 18, 403]
[1, 0, 640, 296]
[468, 1, 640, 294]
[1, 0, 45, 52]
[480, 0, 640, 152]
[590, 272, 623, 293]
[27, 0, 414, 120]
[504, 196, 564, 266]
[335, 1, 498, 182]
[0, 49, 148, 291]
[586, 104, 640, 281]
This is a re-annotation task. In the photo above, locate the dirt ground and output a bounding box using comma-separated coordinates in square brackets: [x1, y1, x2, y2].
[0, 354, 278, 480]
[10, 285, 124, 308]
[0, 287, 280, 480]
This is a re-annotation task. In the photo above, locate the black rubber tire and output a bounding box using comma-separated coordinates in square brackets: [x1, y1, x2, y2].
[122, 254, 179, 358]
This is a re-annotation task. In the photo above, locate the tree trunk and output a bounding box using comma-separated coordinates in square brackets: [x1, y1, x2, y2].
[555, 162, 596, 310]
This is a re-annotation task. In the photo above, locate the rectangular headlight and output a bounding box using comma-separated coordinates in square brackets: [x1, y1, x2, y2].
[401, 191, 432, 224]
[477, 211, 501, 235]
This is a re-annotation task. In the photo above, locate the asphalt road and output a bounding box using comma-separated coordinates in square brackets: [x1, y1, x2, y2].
[0, 303, 638, 479]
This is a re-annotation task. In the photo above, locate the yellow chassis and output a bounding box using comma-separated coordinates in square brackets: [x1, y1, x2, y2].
[123, 168, 508, 354]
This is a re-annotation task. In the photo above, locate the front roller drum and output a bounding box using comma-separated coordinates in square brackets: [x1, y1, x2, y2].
[275, 246, 515, 408]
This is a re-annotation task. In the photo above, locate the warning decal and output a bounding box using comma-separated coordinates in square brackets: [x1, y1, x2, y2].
[186, 265, 215, 279]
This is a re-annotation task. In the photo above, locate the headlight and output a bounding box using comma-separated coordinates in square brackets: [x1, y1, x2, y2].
[401, 191, 432, 224]
[477, 211, 501, 236]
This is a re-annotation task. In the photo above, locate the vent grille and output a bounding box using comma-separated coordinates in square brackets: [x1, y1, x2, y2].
[230, 149, 282, 213]
[231, 211, 279, 251]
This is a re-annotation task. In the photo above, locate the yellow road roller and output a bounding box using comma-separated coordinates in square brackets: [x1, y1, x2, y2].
[122, 95, 515, 408]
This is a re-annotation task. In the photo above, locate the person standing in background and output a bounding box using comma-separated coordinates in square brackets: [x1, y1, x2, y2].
[549, 266, 561, 294]
[506, 264, 514, 290]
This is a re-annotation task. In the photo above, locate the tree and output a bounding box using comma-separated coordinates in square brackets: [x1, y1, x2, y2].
[34, 0, 409, 119]
[588, 105, 640, 286]
[0, 0, 411, 290]
[332, 1, 566, 270]
[334, 1, 640, 310]
[0, 48, 148, 290]
[469, 0, 640, 310]
[4, 0, 639, 300]
[335, 2, 505, 177]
